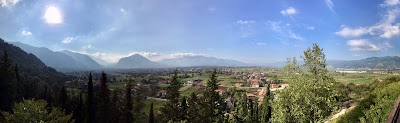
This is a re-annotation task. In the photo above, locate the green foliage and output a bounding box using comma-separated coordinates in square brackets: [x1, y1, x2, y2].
[149, 102, 155, 123]
[187, 92, 201, 123]
[96, 71, 111, 123]
[200, 69, 225, 123]
[260, 83, 272, 123]
[271, 44, 340, 123]
[87, 73, 95, 123]
[2, 99, 73, 123]
[161, 69, 181, 122]
[123, 79, 133, 123]
[336, 76, 400, 123]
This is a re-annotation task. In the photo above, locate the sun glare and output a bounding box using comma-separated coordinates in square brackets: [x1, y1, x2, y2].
[44, 6, 62, 24]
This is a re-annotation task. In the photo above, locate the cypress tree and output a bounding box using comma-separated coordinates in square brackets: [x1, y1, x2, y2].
[97, 71, 111, 123]
[111, 90, 120, 122]
[187, 92, 200, 123]
[57, 86, 68, 111]
[161, 69, 181, 122]
[179, 96, 188, 121]
[149, 102, 155, 123]
[201, 69, 224, 122]
[132, 87, 145, 122]
[87, 72, 95, 123]
[73, 92, 84, 123]
[260, 83, 271, 123]
[124, 80, 133, 123]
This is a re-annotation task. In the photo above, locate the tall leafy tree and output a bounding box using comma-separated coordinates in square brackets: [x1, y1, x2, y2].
[161, 69, 181, 122]
[201, 69, 225, 122]
[87, 72, 96, 123]
[271, 44, 339, 123]
[149, 102, 155, 123]
[97, 71, 111, 123]
[124, 80, 133, 123]
[260, 83, 272, 123]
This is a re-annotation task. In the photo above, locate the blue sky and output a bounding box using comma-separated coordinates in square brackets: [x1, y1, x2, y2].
[0, 0, 399, 64]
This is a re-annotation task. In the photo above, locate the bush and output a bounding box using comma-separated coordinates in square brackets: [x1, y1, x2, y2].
[2, 99, 73, 123]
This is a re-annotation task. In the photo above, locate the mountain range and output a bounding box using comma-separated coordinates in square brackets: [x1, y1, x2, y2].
[331, 56, 400, 69]
[8, 42, 250, 71]
[159, 56, 248, 67]
[0, 39, 66, 83]
[7, 41, 400, 71]
[9, 42, 102, 72]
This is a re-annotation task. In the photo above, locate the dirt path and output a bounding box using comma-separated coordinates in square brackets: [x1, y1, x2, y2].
[324, 105, 356, 123]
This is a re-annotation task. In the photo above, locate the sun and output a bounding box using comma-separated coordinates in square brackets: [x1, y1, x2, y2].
[44, 6, 62, 24]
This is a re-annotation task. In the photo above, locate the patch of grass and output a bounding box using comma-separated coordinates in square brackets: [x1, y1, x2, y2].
[143, 98, 167, 114]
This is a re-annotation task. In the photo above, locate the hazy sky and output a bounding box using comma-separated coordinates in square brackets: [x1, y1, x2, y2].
[1, 0, 400, 64]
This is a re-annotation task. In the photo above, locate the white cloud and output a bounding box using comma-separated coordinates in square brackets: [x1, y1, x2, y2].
[170, 52, 206, 58]
[325, 0, 336, 15]
[256, 42, 267, 46]
[236, 20, 255, 37]
[336, 5, 400, 39]
[0, 0, 19, 7]
[335, 26, 370, 37]
[265, 21, 304, 41]
[120, 8, 127, 14]
[289, 31, 304, 40]
[346, 39, 391, 51]
[128, 52, 160, 57]
[62, 37, 78, 44]
[236, 20, 255, 25]
[82, 44, 92, 51]
[352, 54, 360, 57]
[21, 30, 32, 36]
[280, 7, 296, 15]
[381, 0, 400, 6]
[306, 26, 315, 30]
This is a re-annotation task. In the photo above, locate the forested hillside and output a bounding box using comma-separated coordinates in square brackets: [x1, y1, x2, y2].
[0, 39, 67, 83]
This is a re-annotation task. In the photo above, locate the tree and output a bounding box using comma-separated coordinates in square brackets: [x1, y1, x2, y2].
[160, 69, 181, 122]
[235, 92, 248, 122]
[132, 87, 146, 123]
[271, 44, 339, 123]
[87, 72, 96, 123]
[179, 96, 188, 121]
[0, 50, 14, 112]
[187, 92, 201, 123]
[200, 69, 225, 122]
[2, 99, 73, 123]
[123, 79, 133, 123]
[111, 90, 120, 122]
[57, 86, 68, 111]
[260, 83, 271, 123]
[73, 92, 84, 123]
[149, 102, 155, 123]
[97, 71, 111, 123]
